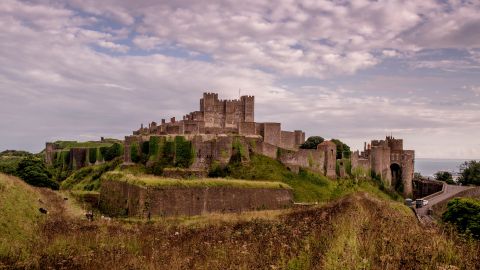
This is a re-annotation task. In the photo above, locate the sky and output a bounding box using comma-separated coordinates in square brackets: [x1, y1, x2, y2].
[0, 0, 479, 159]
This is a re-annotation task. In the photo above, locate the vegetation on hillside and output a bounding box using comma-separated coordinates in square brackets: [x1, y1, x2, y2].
[60, 158, 123, 191]
[0, 173, 42, 260]
[443, 197, 480, 239]
[49, 141, 124, 182]
[103, 171, 292, 189]
[0, 150, 34, 176]
[130, 136, 195, 176]
[435, 171, 455, 184]
[1, 173, 479, 269]
[16, 157, 59, 190]
[459, 160, 480, 186]
[209, 153, 399, 202]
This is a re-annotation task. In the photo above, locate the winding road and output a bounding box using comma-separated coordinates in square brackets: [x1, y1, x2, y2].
[416, 184, 473, 224]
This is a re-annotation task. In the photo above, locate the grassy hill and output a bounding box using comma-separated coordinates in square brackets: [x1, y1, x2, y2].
[0, 173, 43, 261]
[103, 171, 292, 189]
[1, 172, 479, 269]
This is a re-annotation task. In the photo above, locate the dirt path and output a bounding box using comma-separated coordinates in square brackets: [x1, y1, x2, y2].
[36, 188, 85, 219]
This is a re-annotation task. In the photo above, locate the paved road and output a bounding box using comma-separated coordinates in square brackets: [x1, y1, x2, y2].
[416, 184, 472, 223]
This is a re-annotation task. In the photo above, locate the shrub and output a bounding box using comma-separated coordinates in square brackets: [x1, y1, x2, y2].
[331, 139, 351, 159]
[16, 157, 59, 190]
[141, 141, 149, 156]
[459, 161, 480, 186]
[130, 143, 140, 163]
[300, 136, 324, 149]
[443, 197, 480, 239]
[162, 140, 175, 165]
[434, 171, 454, 184]
[175, 136, 194, 168]
[88, 148, 97, 164]
[104, 143, 123, 161]
[149, 136, 161, 161]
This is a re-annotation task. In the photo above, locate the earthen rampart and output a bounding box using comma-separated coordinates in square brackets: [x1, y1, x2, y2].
[99, 180, 293, 217]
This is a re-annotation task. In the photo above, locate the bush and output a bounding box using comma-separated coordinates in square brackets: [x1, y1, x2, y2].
[149, 136, 161, 161]
[434, 171, 454, 184]
[130, 143, 140, 163]
[0, 157, 23, 175]
[300, 136, 324, 149]
[88, 148, 97, 164]
[162, 140, 175, 165]
[174, 136, 194, 168]
[443, 197, 480, 239]
[459, 160, 480, 186]
[331, 139, 351, 159]
[16, 157, 59, 190]
[104, 143, 123, 161]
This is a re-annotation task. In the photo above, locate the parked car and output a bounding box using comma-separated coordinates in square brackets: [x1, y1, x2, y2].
[416, 199, 429, 208]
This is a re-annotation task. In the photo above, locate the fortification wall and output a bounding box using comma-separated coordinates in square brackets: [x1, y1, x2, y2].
[294, 130, 305, 146]
[262, 123, 281, 146]
[45, 143, 57, 165]
[239, 122, 256, 135]
[100, 180, 293, 217]
[278, 149, 324, 173]
[214, 136, 234, 165]
[317, 142, 337, 178]
[254, 142, 278, 159]
[370, 146, 391, 185]
[401, 150, 415, 196]
[70, 148, 87, 169]
[280, 131, 296, 150]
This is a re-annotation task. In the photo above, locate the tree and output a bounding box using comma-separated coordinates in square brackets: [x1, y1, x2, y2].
[16, 157, 59, 190]
[442, 197, 480, 239]
[413, 172, 424, 181]
[458, 160, 480, 186]
[104, 143, 124, 161]
[434, 171, 454, 184]
[331, 139, 351, 159]
[300, 136, 324, 149]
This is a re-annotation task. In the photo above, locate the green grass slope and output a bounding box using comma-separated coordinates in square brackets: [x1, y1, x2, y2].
[61, 158, 122, 191]
[0, 173, 42, 261]
[102, 171, 292, 189]
[222, 154, 398, 203]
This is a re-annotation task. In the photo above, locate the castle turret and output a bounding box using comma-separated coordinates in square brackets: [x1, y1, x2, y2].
[241, 95, 254, 123]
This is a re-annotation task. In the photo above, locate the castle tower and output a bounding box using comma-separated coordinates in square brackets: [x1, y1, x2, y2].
[318, 141, 337, 179]
[201, 92, 219, 127]
[241, 95, 254, 122]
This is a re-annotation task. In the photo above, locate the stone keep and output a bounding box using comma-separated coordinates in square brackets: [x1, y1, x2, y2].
[124, 92, 340, 179]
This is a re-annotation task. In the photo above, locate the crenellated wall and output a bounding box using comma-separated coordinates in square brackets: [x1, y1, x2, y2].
[351, 136, 415, 197]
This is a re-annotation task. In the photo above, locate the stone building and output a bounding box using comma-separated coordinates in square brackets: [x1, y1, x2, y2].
[351, 136, 415, 196]
[124, 92, 337, 179]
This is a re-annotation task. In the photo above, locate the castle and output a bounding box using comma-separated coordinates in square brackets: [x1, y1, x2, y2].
[45, 92, 415, 196]
[351, 136, 415, 195]
[124, 92, 338, 178]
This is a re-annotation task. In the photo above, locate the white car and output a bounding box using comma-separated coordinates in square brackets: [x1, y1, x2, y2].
[422, 200, 429, 206]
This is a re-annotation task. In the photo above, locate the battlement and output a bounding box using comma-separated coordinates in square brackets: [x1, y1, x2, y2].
[203, 92, 219, 98]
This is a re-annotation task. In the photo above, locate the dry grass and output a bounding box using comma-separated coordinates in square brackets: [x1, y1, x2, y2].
[2, 173, 479, 269]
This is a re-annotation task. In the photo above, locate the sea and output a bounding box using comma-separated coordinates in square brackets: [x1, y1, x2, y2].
[415, 158, 477, 177]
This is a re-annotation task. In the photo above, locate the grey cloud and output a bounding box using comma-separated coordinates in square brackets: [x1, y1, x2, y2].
[1, 0, 480, 159]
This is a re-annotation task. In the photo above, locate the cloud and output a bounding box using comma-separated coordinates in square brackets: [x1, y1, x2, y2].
[132, 35, 162, 50]
[0, 0, 480, 159]
[97, 40, 129, 53]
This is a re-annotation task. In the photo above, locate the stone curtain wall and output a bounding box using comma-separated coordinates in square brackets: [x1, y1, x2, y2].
[100, 180, 293, 217]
